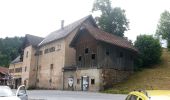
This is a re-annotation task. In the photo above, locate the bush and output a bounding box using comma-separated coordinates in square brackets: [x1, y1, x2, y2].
[134, 35, 162, 68]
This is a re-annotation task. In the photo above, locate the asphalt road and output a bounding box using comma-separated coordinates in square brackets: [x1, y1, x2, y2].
[27, 90, 127, 100]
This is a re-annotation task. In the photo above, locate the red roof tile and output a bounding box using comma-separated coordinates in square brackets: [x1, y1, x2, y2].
[0, 66, 9, 74]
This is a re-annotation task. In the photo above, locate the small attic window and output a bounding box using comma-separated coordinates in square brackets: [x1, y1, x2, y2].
[85, 48, 89, 54]
[78, 56, 82, 61]
[91, 54, 96, 60]
[50, 64, 53, 70]
[106, 49, 110, 56]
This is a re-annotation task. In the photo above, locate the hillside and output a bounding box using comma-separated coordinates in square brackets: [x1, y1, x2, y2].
[0, 37, 23, 67]
[104, 49, 170, 94]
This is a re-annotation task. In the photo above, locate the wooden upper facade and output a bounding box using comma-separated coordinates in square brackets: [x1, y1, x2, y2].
[70, 23, 138, 71]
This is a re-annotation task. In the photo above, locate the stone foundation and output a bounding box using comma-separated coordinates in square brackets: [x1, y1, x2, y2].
[101, 68, 133, 89]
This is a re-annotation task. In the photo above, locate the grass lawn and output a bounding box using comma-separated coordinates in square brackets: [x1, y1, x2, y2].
[103, 49, 170, 94]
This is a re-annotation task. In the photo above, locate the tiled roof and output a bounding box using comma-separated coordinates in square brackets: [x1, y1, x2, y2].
[0, 66, 8, 74]
[84, 24, 138, 52]
[11, 56, 21, 64]
[71, 23, 137, 52]
[38, 15, 96, 46]
[25, 34, 44, 47]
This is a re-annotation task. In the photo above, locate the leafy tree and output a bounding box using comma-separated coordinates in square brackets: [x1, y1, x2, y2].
[0, 37, 23, 67]
[134, 35, 162, 68]
[92, 0, 129, 37]
[156, 10, 170, 50]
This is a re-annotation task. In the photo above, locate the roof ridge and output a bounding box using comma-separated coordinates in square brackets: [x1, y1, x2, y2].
[11, 55, 21, 64]
[38, 15, 94, 46]
[82, 23, 137, 52]
[26, 34, 44, 39]
[83, 23, 128, 41]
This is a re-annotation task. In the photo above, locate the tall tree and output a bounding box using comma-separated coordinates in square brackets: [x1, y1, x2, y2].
[92, 0, 129, 37]
[156, 10, 170, 50]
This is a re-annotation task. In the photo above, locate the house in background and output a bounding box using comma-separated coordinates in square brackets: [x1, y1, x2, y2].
[9, 56, 22, 88]
[63, 23, 138, 91]
[0, 66, 9, 85]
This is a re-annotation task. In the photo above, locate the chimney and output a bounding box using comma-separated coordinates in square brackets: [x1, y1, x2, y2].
[61, 20, 64, 29]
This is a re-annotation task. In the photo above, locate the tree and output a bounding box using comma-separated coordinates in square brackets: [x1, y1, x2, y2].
[134, 35, 162, 67]
[92, 0, 129, 37]
[0, 37, 23, 67]
[156, 10, 170, 50]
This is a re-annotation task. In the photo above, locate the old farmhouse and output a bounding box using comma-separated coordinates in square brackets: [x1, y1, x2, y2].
[9, 15, 137, 91]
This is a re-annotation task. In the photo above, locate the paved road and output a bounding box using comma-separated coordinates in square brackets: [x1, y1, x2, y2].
[27, 90, 127, 100]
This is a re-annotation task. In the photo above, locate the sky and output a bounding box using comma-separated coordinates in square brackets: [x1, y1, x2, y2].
[0, 0, 169, 45]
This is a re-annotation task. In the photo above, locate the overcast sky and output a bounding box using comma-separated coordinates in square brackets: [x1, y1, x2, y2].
[0, 0, 169, 43]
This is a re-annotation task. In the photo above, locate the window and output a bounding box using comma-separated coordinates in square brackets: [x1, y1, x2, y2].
[85, 48, 89, 54]
[138, 98, 143, 100]
[126, 95, 138, 100]
[50, 64, 53, 69]
[37, 79, 39, 82]
[44, 49, 49, 54]
[77, 79, 80, 84]
[120, 52, 123, 58]
[49, 47, 55, 52]
[91, 79, 95, 85]
[15, 68, 22, 73]
[26, 51, 28, 58]
[118, 52, 123, 58]
[49, 79, 52, 83]
[91, 54, 96, 60]
[9, 69, 14, 73]
[39, 51, 42, 55]
[39, 65, 41, 70]
[25, 66, 27, 72]
[78, 56, 82, 61]
[106, 49, 110, 56]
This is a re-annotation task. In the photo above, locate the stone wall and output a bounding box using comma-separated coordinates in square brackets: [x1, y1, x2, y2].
[37, 39, 65, 89]
[22, 45, 37, 88]
[63, 69, 102, 92]
[63, 70, 76, 90]
[76, 69, 101, 91]
[101, 68, 133, 89]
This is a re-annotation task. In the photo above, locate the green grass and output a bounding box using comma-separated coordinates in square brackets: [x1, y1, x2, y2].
[103, 49, 170, 94]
